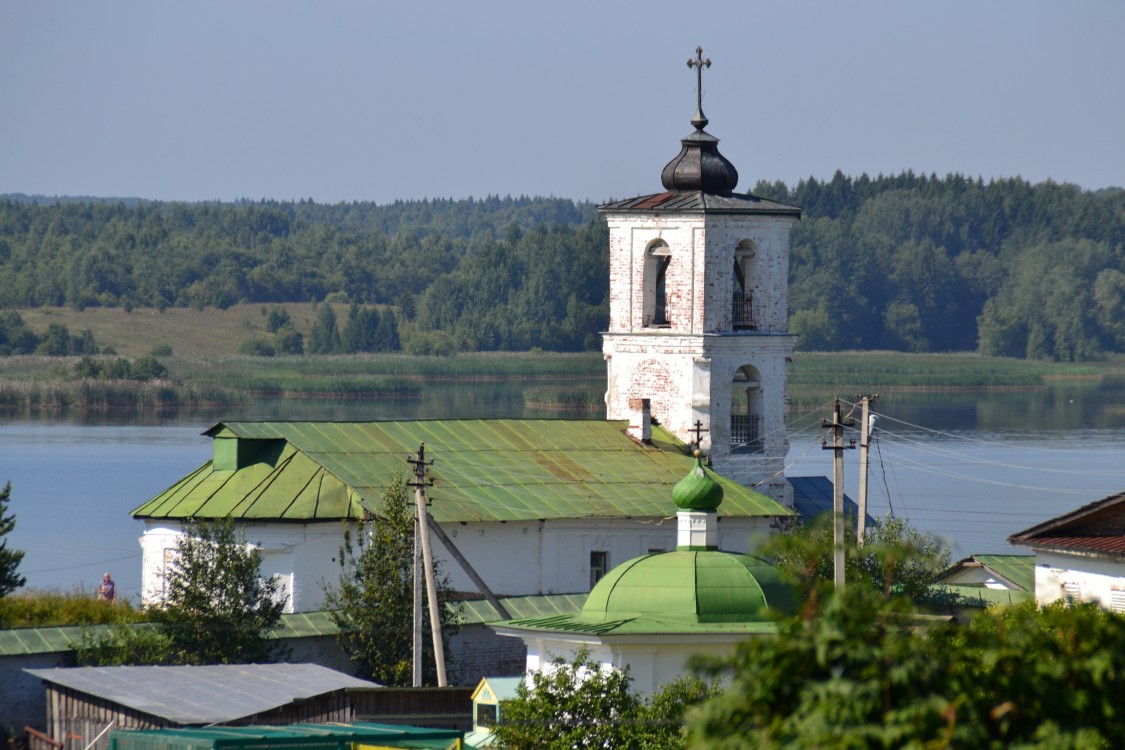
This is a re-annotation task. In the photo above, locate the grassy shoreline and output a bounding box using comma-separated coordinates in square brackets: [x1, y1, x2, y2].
[1, 351, 1121, 412]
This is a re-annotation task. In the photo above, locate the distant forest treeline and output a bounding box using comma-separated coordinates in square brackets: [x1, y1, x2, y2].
[2, 173, 1123, 360]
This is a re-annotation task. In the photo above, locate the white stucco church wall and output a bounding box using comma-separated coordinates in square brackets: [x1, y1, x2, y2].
[140, 515, 776, 612]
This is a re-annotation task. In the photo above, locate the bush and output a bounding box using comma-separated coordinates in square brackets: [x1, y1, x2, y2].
[239, 337, 277, 357]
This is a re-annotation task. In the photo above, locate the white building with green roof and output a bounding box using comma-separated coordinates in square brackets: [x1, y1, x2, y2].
[133, 419, 790, 612]
[490, 453, 796, 697]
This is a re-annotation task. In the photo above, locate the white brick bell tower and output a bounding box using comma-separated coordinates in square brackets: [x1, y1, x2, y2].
[601, 47, 801, 506]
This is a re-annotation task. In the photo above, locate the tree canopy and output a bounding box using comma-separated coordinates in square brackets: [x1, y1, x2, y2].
[0, 482, 26, 599]
[688, 589, 1125, 748]
[492, 650, 715, 750]
[2, 177, 1122, 359]
[150, 517, 286, 664]
[322, 474, 457, 686]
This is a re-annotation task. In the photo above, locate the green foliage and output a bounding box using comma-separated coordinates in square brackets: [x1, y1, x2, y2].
[323, 474, 458, 685]
[308, 302, 341, 354]
[238, 337, 276, 357]
[0, 587, 145, 627]
[72, 354, 168, 380]
[768, 513, 950, 603]
[73, 623, 174, 666]
[150, 517, 286, 665]
[0, 311, 39, 354]
[492, 650, 717, 750]
[0, 482, 27, 599]
[688, 589, 1125, 749]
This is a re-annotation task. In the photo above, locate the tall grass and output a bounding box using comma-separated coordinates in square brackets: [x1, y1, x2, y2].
[0, 378, 238, 409]
[785, 352, 1112, 408]
[0, 587, 147, 628]
[523, 385, 604, 410]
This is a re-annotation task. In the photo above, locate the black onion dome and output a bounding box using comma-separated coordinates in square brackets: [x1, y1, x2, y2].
[660, 125, 739, 195]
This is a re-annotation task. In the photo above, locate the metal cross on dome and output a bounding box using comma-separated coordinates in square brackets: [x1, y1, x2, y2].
[687, 46, 711, 129]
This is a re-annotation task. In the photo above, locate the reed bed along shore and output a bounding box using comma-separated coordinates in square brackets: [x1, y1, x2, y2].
[1, 351, 1120, 411]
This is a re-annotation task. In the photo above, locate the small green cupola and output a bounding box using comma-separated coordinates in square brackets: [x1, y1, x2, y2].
[675, 450, 723, 550]
[672, 450, 724, 511]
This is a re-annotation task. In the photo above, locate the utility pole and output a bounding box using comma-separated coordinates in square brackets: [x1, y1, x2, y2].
[412, 513, 423, 687]
[822, 398, 855, 591]
[407, 443, 447, 687]
[856, 394, 878, 546]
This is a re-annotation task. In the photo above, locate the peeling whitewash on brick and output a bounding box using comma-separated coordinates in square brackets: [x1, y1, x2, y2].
[602, 209, 798, 507]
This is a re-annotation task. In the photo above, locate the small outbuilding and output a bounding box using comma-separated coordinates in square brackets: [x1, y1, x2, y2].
[1009, 490, 1125, 610]
[23, 663, 379, 750]
[107, 722, 463, 750]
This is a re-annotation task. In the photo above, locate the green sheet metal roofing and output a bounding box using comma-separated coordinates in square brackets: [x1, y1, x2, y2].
[132, 419, 790, 524]
[492, 550, 794, 637]
[108, 723, 463, 750]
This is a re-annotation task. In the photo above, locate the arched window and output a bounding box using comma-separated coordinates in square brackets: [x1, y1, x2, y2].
[644, 241, 672, 327]
[732, 239, 758, 330]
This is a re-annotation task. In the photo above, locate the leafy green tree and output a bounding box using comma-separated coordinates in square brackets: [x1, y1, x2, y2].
[74, 623, 174, 666]
[0, 311, 38, 354]
[150, 517, 286, 664]
[308, 302, 341, 354]
[493, 651, 716, 750]
[342, 302, 380, 353]
[0, 483, 27, 598]
[273, 325, 304, 354]
[688, 588, 1125, 748]
[768, 513, 950, 603]
[323, 474, 457, 685]
[264, 306, 292, 333]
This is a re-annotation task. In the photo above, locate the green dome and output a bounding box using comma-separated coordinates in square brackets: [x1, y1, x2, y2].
[672, 453, 724, 510]
[580, 550, 795, 625]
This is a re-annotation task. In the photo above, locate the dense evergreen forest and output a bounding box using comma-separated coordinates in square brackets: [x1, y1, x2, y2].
[1, 173, 1122, 360]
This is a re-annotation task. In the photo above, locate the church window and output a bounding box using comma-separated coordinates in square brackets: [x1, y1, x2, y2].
[590, 550, 609, 587]
[732, 239, 758, 330]
[643, 241, 672, 327]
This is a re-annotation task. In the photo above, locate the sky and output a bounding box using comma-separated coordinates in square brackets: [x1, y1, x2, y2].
[2, 1, 1122, 205]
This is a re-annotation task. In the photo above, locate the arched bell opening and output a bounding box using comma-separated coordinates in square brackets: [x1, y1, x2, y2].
[643, 240, 672, 328]
[730, 364, 764, 453]
[732, 239, 758, 330]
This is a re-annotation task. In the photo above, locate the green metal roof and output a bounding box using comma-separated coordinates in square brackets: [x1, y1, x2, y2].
[109, 722, 462, 750]
[972, 554, 1035, 592]
[582, 550, 796, 624]
[133, 420, 790, 524]
[934, 554, 1035, 592]
[458, 593, 588, 625]
[491, 550, 795, 637]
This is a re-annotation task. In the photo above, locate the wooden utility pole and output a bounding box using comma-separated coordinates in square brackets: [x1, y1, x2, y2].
[408, 443, 447, 687]
[822, 398, 855, 591]
[412, 515, 423, 687]
[856, 394, 878, 546]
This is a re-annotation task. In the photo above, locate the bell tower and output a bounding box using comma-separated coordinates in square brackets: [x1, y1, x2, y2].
[601, 48, 801, 506]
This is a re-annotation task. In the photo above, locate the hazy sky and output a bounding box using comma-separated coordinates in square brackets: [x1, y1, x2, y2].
[2, 1, 1122, 204]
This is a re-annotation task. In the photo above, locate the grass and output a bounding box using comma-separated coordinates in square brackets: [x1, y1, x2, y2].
[523, 385, 605, 410]
[6, 306, 1125, 409]
[0, 588, 147, 628]
[785, 351, 1119, 407]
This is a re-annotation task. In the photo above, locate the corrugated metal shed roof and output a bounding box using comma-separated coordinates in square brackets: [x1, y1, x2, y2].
[1009, 491, 1125, 558]
[24, 663, 379, 725]
[133, 420, 790, 524]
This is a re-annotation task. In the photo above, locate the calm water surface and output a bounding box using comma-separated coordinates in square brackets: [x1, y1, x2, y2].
[2, 381, 1124, 600]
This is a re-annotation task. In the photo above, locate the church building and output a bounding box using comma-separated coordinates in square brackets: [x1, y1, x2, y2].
[601, 48, 801, 506]
[132, 49, 808, 661]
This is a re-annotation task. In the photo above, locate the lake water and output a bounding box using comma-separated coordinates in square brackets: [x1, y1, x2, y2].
[2, 381, 1124, 601]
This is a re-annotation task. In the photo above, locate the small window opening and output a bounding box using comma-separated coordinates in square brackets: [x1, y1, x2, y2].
[590, 550, 609, 588]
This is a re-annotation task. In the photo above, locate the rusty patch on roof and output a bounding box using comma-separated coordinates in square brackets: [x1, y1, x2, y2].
[632, 192, 678, 210]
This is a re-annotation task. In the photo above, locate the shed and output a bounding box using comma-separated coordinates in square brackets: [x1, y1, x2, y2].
[1009, 490, 1125, 609]
[23, 664, 378, 750]
[463, 677, 522, 748]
